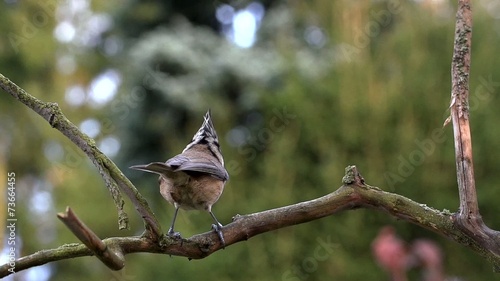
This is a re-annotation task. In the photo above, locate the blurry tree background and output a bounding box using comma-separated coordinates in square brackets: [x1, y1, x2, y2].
[1, 0, 500, 280]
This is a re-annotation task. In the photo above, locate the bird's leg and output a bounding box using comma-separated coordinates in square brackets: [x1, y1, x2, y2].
[167, 206, 181, 239]
[209, 211, 225, 247]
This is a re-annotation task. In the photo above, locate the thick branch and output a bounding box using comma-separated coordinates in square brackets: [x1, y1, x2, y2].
[0, 73, 162, 238]
[57, 207, 125, 270]
[2, 166, 500, 277]
[0, 244, 91, 275]
[2, 5, 500, 273]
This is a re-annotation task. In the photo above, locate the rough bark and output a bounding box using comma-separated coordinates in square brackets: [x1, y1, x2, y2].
[1, 0, 500, 277]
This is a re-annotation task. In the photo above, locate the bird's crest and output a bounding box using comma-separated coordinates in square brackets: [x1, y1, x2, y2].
[183, 110, 220, 153]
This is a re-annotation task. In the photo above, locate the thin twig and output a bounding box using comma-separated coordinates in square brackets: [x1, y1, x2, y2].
[448, 1, 500, 271]
[100, 163, 129, 230]
[57, 207, 125, 270]
[450, 0, 478, 219]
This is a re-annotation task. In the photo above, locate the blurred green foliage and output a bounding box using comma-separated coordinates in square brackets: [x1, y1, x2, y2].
[2, 0, 500, 280]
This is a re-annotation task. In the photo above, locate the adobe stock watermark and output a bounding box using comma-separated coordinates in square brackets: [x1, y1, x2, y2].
[384, 129, 446, 189]
[6, 172, 17, 274]
[384, 75, 500, 189]
[51, 64, 159, 175]
[226, 107, 296, 176]
[337, 0, 403, 62]
[109, 64, 162, 121]
[8, 0, 63, 53]
[468, 75, 500, 112]
[282, 236, 339, 281]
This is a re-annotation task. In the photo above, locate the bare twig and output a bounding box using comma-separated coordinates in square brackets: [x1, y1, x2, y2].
[57, 207, 125, 270]
[450, 0, 477, 220]
[105, 175, 129, 230]
[448, 0, 500, 271]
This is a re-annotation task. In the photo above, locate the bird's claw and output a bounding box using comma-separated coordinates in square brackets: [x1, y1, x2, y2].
[212, 223, 226, 248]
[167, 228, 182, 239]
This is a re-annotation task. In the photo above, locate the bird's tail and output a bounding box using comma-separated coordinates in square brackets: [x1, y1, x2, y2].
[130, 162, 174, 175]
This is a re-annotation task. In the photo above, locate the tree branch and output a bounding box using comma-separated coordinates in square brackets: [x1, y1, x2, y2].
[450, 0, 477, 221]
[448, 0, 500, 268]
[0, 243, 92, 275]
[2, 166, 500, 278]
[0, 73, 162, 239]
[57, 207, 125, 270]
[2, 0, 500, 276]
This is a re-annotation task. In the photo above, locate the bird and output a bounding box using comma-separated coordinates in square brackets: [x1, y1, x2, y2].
[130, 110, 229, 246]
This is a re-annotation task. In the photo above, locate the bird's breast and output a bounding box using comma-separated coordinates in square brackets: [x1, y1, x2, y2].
[158, 172, 225, 211]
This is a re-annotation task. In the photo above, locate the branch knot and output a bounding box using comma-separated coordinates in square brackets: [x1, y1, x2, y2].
[342, 165, 365, 186]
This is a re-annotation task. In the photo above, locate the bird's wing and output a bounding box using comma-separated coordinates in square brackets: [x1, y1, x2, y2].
[166, 155, 229, 181]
